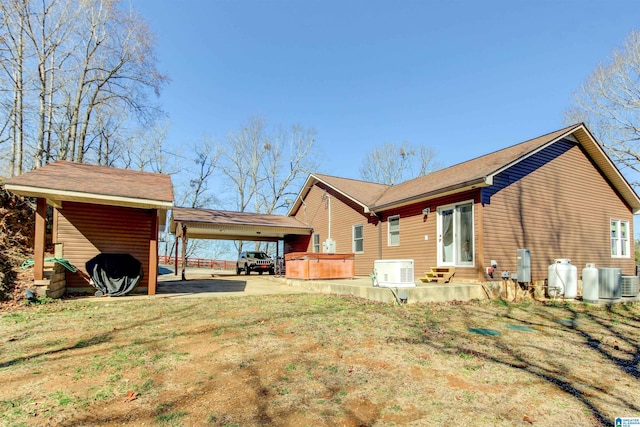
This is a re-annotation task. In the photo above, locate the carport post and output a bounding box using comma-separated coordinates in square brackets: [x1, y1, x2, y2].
[181, 224, 187, 281]
[33, 198, 46, 281]
[174, 223, 180, 276]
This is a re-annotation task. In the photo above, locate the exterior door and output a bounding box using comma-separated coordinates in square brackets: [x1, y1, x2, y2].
[437, 201, 474, 266]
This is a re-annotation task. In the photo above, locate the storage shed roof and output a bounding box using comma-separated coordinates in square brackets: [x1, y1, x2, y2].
[4, 160, 174, 211]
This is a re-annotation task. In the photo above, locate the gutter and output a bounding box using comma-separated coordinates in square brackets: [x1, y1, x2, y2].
[369, 177, 492, 212]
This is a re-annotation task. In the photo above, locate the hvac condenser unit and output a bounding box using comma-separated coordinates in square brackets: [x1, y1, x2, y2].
[373, 259, 415, 288]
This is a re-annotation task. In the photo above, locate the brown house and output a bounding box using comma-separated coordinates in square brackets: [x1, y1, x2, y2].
[4, 161, 174, 295]
[287, 123, 640, 284]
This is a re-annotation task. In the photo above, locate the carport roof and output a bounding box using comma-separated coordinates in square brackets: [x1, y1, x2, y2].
[170, 206, 313, 241]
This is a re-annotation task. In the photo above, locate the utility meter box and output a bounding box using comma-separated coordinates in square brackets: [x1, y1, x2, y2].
[322, 238, 336, 253]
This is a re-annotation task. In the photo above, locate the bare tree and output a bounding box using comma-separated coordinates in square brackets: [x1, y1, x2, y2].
[118, 119, 178, 174]
[63, 0, 167, 163]
[260, 123, 318, 213]
[565, 30, 640, 187]
[218, 116, 319, 254]
[0, 0, 29, 176]
[220, 116, 268, 213]
[0, 0, 167, 175]
[22, 0, 75, 167]
[220, 116, 319, 214]
[359, 141, 441, 185]
[182, 135, 221, 209]
[169, 134, 228, 262]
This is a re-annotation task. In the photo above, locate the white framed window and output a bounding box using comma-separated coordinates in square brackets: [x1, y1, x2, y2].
[611, 219, 630, 258]
[353, 224, 364, 253]
[437, 201, 474, 266]
[388, 215, 400, 246]
[313, 233, 320, 253]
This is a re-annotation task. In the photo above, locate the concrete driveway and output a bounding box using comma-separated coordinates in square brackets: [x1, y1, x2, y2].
[156, 267, 317, 298]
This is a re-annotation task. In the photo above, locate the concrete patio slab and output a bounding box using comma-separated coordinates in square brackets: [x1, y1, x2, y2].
[152, 266, 488, 303]
[282, 276, 488, 304]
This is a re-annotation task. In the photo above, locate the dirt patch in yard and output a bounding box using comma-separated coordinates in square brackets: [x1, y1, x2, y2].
[1, 294, 639, 426]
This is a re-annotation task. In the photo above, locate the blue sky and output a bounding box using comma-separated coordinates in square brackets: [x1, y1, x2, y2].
[134, 0, 639, 181]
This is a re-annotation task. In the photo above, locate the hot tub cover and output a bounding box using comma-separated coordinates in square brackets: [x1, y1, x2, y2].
[86, 253, 143, 296]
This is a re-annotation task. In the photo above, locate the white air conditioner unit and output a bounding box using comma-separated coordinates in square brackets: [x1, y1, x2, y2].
[373, 259, 415, 288]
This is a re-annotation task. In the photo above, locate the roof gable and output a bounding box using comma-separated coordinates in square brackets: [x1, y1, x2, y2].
[287, 173, 389, 215]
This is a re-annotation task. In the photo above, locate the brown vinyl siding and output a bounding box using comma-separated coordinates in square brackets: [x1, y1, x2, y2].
[379, 204, 430, 275]
[482, 139, 635, 280]
[377, 190, 482, 281]
[293, 184, 380, 276]
[297, 184, 486, 280]
[55, 201, 153, 289]
[292, 128, 640, 285]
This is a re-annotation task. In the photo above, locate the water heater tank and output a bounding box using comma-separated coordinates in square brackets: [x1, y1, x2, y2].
[548, 259, 577, 298]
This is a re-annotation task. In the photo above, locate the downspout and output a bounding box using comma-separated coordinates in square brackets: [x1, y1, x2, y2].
[376, 212, 382, 260]
[324, 192, 331, 241]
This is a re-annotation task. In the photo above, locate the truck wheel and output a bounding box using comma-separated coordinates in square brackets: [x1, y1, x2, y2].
[245, 265, 250, 275]
[259, 270, 263, 275]
[236, 266, 241, 275]
[269, 268, 275, 275]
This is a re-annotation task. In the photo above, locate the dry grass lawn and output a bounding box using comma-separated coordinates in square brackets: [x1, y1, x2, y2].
[1, 294, 639, 426]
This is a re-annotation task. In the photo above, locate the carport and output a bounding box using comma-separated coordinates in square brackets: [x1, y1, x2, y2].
[169, 207, 313, 279]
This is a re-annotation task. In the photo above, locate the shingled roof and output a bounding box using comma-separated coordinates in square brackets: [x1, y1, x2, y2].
[170, 206, 312, 240]
[290, 123, 640, 215]
[372, 124, 582, 209]
[4, 160, 174, 210]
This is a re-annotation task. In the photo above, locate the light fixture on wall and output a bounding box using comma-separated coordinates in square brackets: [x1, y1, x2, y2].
[422, 207, 430, 216]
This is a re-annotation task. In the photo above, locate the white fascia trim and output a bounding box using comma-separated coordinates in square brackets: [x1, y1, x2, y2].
[487, 131, 574, 180]
[4, 184, 174, 209]
[311, 174, 371, 213]
[286, 174, 316, 217]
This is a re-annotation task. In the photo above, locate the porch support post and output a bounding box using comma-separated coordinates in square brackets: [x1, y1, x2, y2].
[148, 209, 159, 296]
[33, 198, 46, 281]
[476, 197, 485, 283]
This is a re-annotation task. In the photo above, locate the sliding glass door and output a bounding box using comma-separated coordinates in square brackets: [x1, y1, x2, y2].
[437, 202, 474, 266]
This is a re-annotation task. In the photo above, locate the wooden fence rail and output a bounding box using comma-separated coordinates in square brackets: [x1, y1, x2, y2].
[159, 256, 236, 270]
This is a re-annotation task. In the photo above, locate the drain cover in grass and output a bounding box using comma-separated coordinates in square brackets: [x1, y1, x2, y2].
[505, 325, 536, 332]
[555, 319, 579, 327]
[468, 328, 501, 336]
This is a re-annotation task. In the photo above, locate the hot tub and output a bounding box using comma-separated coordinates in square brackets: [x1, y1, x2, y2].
[285, 252, 355, 280]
